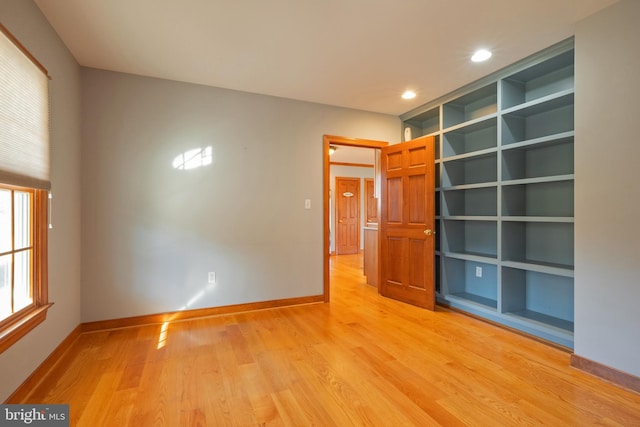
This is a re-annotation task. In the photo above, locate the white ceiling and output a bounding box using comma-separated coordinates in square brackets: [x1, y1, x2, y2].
[34, 0, 616, 116]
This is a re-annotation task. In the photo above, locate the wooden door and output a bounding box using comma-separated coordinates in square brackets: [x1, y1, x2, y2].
[335, 177, 360, 255]
[364, 178, 378, 224]
[379, 136, 436, 309]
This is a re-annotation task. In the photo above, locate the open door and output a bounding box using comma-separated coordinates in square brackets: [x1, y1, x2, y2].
[364, 178, 378, 224]
[379, 135, 436, 309]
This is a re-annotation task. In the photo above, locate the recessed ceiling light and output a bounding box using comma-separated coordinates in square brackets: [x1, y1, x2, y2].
[471, 49, 492, 63]
[401, 90, 416, 100]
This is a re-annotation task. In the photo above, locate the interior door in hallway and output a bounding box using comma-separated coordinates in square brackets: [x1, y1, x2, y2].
[380, 136, 436, 309]
[364, 178, 378, 224]
[335, 177, 360, 255]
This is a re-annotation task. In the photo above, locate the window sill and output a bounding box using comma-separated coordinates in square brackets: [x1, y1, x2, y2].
[0, 303, 54, 355]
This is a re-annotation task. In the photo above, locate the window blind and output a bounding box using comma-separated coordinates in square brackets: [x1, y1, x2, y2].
[0, 24, 50, 190]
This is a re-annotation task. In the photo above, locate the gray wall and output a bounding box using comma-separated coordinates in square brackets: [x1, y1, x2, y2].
[0, 0, 83, 401]
[574, 0, 640, 377]
[80, 68, 400, 322]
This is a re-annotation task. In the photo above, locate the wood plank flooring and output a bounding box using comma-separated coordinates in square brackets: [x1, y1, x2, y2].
[19, 254, 640, 426]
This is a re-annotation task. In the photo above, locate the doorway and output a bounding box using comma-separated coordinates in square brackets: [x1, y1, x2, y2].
[323, 135, 388, 302]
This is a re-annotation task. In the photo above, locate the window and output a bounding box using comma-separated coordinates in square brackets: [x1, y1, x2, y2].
[0, 24, 51, 354]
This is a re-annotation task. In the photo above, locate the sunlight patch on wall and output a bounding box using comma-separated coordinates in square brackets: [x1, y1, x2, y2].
[172, 146, 214, 170]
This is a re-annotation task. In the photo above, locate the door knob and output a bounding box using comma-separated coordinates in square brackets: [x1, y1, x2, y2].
[424, 229, 434, 236]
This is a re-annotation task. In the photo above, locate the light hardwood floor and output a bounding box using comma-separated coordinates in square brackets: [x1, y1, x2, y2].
[18, 254, 640, 426]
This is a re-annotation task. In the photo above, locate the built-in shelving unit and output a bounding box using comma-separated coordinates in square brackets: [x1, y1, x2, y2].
[400, 39, 575, 348]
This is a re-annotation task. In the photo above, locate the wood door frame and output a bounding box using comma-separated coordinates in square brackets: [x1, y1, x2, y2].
[334, 176, 361, 255]
[323, 135, 389, 302]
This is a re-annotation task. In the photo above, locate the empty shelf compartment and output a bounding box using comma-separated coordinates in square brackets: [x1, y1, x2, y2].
[443, 220, 497, 259]
[444, 257, 497, 309]
[502, 94, 574, 146]
[502, 267, 574, 332]
[502, 221, 574, 269]
[443, 83, 497, 129]
[502, 137, 574, 181]
[502, 180, 574, 217]
[443, 187, 497, 217]
[443, 117, 497, 157]
[502, 49, 574, 110]
[442, 153, 497, 187]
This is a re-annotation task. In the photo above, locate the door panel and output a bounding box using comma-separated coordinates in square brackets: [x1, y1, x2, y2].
[387, 151, 403, 169]
[409, 239, 425, 289]
[409, 145, 427, 166]
[386, 237, 404, 284]
[336, 177, 360, 255]
[387, 177, 403, 223]
[409, 175, 426, 223]
[380, 136, 436, 310]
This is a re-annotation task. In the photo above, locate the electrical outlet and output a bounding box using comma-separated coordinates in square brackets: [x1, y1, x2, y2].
[475, 266, 482, 278]
[208, 272, 216, 284]
[305, 199, 311, 209]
